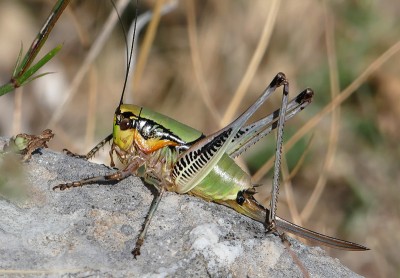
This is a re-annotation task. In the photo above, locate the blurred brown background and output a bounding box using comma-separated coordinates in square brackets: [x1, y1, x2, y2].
[1, 1, 399, 277]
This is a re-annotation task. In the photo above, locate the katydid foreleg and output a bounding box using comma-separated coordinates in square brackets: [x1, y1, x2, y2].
[63, 133, 113, 160]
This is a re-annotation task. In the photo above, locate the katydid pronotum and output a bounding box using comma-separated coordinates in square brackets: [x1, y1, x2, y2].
[53, 1, 368, 258]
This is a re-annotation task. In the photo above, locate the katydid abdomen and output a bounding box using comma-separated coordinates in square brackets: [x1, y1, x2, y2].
[188, 154, 252, 201]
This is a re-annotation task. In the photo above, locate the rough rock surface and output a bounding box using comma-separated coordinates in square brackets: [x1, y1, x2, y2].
[0, 137, 361, 277]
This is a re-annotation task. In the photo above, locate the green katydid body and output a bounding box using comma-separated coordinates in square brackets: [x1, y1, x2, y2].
[111, 91, 367, 251]
[55, 74, 368, 255]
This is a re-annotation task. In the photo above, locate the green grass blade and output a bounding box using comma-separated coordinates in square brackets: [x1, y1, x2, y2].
[12, 43, 24, 77]
[17, 44, 62, 86]
[0, 0, 70, 97]
[15, 0, 71, 75]
[0, 83, 15, 97]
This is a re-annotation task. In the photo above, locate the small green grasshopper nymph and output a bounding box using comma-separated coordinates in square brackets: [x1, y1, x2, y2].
[54, 2, 368, 258]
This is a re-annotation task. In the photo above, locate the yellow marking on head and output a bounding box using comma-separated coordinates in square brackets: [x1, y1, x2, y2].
[113, 114, 134, 152]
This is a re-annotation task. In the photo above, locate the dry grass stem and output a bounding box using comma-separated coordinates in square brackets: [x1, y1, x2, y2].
[301, 4, 340, 221]
[12, 87, 23, 134]
[281, 150, 303, 226]
[286, 134, 314, 181]
[84, 67, 98, 149]
[65, 5, 90, 48]
[221, 0, 280, 126]
[132, 0, 165, 92]
[185, 1, 220, 123]
[46, 0, 130, 129]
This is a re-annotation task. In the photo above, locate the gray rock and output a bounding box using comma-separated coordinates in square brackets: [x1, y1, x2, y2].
[0, 137, 362, 277]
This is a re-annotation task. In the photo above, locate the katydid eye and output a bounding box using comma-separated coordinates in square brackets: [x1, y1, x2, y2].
[120, 118, 132, 130]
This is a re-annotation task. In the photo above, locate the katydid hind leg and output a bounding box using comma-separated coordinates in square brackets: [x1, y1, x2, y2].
[228, 88, 314, 158]
[132, 187, 165, 258]
[220, 193, 368, 250]
[173, 73, 288, 194]
[267, 80, 290, 232]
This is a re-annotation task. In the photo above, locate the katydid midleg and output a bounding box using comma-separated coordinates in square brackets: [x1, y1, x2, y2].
[53, 2, 368, 258]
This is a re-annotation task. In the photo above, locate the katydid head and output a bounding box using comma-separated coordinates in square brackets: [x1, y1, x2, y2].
[114, 104, 195, 155]
[113, 104, 141, 152]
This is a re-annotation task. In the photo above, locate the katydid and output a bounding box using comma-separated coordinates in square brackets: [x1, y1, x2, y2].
[53, 2, 368, 258]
